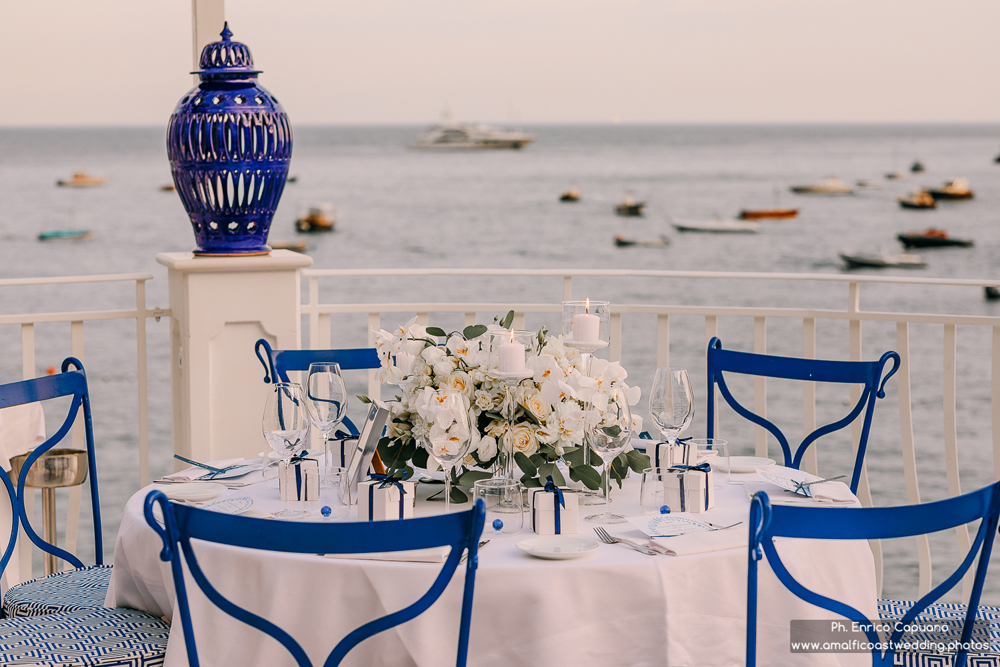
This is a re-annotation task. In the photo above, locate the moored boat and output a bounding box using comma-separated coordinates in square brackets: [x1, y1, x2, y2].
[897, 190, 936, 209]
[614, 234, 669, 247]
[911, 160, 925, 173]
[885, 171, 907, 180]
[56, 172, 106, 187]
[560, 189, 580, 202]
[410, 120, 535, 150]
[38, 230, 92, 241]
[269, 240, 308, 253]
[738, 208, 798, 220]
[790, 177, 854, 195]
[927, 178, 974, 200]
[839, 251, 926, 269]
[615, 195, 645, 216]
[159, 184, 176, 192]
[671, 217, 759, 234]
[295, 204, 337, 233]
[897, 229, 973, 248]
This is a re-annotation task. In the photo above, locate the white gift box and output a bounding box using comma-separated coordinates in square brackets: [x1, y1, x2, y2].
[358, 479, 415, 521]
[652, 441, 695, 469]
[664, 465, 714, 513]
[278, 459, 319, 502]
[529, 487, 579, 535]
[329, 437, 358, 469]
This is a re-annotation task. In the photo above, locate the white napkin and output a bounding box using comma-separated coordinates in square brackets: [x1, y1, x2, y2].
[163, 458, 245, 481]
[324, 546, 451, 563]
[743, 480, 857, 506]
[650, 528, 748, 556]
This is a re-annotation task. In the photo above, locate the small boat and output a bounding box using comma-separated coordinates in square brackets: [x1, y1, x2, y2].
[986, 287, 1000, 301]
[885, 171, 908, 180]
[295, 204, 337, 233]
[269, 240, 308, 253]
[911, 161, 925, 173]
[38, 230, 92, 241]
[855, 180, 881, 189]
[286, 176, 299, 184]
[790, 177, 854, 195]
[897, 229, 973, 248]
[615, 195, 645, 216]
[839, 251, 926, 269]
[614, 234, 669, 247]
[56, 172, 106, 187]
[159, 184, 176, 192]
[671, 218, 759, 234]
[560, 189, 580, 202]
[410, 118, 535, 150]
[897, 190, 936, 209]
[927, 178, 974, 200]
[738, 208, 798, 220]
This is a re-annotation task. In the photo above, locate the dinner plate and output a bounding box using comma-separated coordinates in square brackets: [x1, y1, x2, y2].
[515, 536, 599, 560]
[725, 456, 776, 473]
[154, 482, 227, 502]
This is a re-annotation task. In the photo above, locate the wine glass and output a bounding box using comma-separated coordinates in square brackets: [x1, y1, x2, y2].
[262, 381, 311, 518]
[585, 386, 633, 524]
[648, 368, 694, 445]
[306, 362, 348, 467]
[420, 391, 473, 513]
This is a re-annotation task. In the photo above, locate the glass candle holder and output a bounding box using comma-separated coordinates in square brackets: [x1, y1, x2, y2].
[486, 330, 538, 378]
[560, 300, 611, 347]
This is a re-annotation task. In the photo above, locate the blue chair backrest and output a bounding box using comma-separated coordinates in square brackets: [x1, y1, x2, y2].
[706, 336, 900, 493]
[747, 483, 1000, 667]
[0, 358, 103, 569]
[254, 339, 380, 437]
[144, 491, 486, 667]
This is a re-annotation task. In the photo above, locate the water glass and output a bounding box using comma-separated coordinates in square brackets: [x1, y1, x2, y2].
[684, 438, 730, 486]
[473, 479, 524, 535]
[302, 466, 351, 519]
[648, 368, 694, 444]
[306, 362, 348, 466]
[640, 468, 669, 515]
[585, 386, 633, 524]
[262, 382, 310, 518]
[421, 390, 474, 512]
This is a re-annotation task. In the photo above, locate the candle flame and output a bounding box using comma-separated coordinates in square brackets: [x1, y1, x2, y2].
[585, 297, 590, 313]
[510, 330, 515, 344]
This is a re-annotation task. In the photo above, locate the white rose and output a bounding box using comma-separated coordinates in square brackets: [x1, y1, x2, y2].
[535, 421, 559, 445]
[442, 370, 475, 400]
[506, 423, 538, 456]
[477, 435, 498, 460]
[422, 346, 446, 365]
[486, 420, 507, 439]
[521, 389, 550, 420]
[474, 390, 495, 412]
[433, 358, 458, 377]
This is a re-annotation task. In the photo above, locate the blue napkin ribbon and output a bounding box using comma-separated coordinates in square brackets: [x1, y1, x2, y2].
[542, 475, 565, 534]
[368, 473, 407, 521]
[286, 453, 316, 500]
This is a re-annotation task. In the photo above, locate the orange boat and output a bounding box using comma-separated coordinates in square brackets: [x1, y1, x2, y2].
[738, 208, 799, 220]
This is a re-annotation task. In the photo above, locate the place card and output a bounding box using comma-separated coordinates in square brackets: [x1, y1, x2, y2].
[626, 514, 713, 537]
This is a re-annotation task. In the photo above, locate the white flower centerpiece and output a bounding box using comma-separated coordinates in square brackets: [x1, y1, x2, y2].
[364, 311, 650, 502]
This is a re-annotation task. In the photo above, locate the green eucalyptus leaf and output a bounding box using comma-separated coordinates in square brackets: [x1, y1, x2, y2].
[528, 453, 546, 467]
[458, 469, 493, 485]
[356, 395, 373, 404]
[450, 486, 469, 503]
[515, 451, 537, 476]
[485, 412, 505, 421]
[463, 324, 488, 339]
[548, 466, 566, 487]
[562, 446, 586, 467]
[522, 407, 541, 425]
[537, 462, 556, 480]
[521, 476, 543, 488]
[601, 424, 623, 438]
[610, 453, 628, 488]
[626, 449, 651, 473]
[412, 446, 429, 470]
[573, 464, 602, 490]
[426, 326, 447, 337]
[500, 310, 515, 329]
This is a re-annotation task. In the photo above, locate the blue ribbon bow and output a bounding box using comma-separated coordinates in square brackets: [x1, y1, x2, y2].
[367, 473, 408, 521]
[542, 475, 566, 534]
[669, 462, 712, 511]
[655, 437, 694, 469]
[286, 453, 316, 500]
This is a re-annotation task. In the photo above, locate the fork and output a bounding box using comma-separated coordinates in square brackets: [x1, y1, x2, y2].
[593, 527, 658, 555]
[459, 540, 490, 564]
[703, 521, 743, 531]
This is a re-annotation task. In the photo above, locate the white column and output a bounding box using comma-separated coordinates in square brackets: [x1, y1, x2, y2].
[192, 0, 226, 73]
[157, 250, 312, 465]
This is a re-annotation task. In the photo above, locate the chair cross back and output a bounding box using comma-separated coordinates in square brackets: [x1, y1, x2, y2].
[746, 484, 1000, 666]
[255, 339, 380, 437]
[0, 358, 103, 569]
[706, 337, 900, 493]
[145, 491, 485, 667]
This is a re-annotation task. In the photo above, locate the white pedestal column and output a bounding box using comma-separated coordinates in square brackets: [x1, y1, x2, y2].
[157, 250, 313, 465]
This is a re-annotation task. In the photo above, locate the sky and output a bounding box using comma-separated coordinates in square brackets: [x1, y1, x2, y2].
[1, 0, 998, 126]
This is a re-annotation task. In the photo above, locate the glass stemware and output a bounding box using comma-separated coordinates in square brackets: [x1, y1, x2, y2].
[648, 368, 694, 446]
[262, 381, 311, 518]
[306, 362, 348, 467]
[420, 391, 473, 512]
[585, 386, 633, 524]
[473, 478, 524, 534]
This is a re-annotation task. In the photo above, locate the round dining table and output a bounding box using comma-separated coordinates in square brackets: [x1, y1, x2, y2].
[106, 463, 877, 667]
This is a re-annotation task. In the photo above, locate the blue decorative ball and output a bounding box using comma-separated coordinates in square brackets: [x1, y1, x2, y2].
[659, 505, 671, 514]
[321, 506, 332, 518]
[492, 519, 504, 532]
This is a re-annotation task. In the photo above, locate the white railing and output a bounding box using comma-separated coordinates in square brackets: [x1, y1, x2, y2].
[0, 273, 168, 580]
[303, 268, 1000, 600]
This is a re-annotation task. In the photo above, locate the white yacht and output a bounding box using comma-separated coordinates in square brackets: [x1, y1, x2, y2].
[410, 121, 535, 150]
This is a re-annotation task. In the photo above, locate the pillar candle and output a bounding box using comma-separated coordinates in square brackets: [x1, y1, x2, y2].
[499, 340, 526, 373]
[572, 312, 600, 342]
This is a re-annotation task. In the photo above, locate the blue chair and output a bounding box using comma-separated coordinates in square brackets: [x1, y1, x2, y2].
[255, 338, 380, 437]
[707, 336, 900, 493]
[747, 485, 1000, 667]
[0, 358, 114, 618]
[144, 490, 486, 667]
[0, 434, 168, 663]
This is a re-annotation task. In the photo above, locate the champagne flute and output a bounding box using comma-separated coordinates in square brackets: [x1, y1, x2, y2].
[585, 386, 633, 524]
[306, 362, 348, 467]
[648, 368, 694, 445]
[420, 391, 473, 513]
[262, 382, 311, 518]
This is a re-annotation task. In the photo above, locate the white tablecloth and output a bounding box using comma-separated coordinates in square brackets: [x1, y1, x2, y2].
[107, 468, 877, 667]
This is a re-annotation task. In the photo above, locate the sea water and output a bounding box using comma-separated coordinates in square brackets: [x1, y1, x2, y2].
[1, 124, 999, 602]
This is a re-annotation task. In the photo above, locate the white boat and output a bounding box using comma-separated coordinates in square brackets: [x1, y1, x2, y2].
[839, 250, 926, 269]
[671, 217, 760, 234]
[790, 177, 854, 195]
[410, 121, 535, 150]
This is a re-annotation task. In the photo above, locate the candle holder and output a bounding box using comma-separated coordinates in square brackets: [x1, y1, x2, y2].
[561, 300, 610, 478]
[487, 330, 537, 481]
